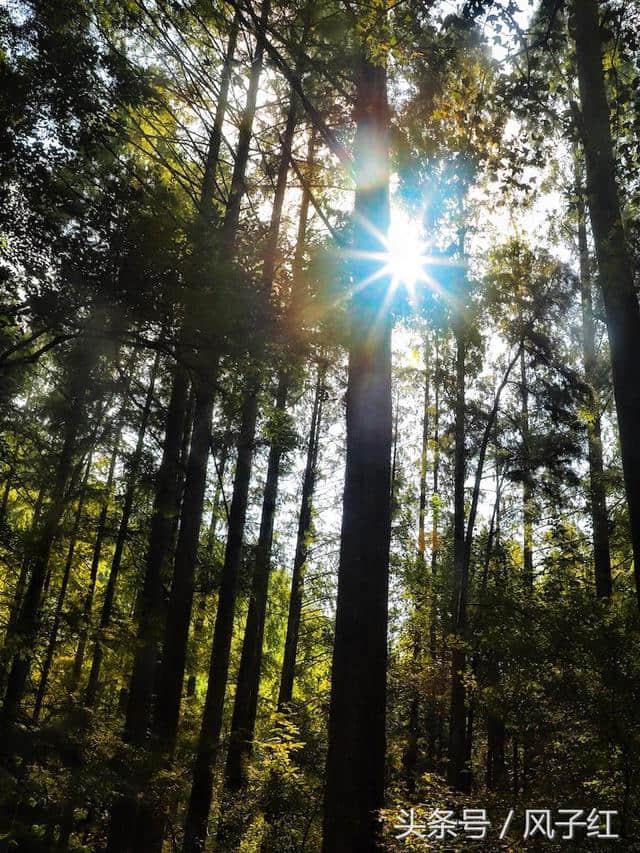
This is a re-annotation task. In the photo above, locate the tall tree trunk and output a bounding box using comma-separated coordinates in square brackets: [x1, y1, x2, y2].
[151, 380, 215, 757]
[277, 364, 324, 709]
[220, 377, 289, 810]
[404, 336, 429, 786]
[447, 337, 520, 792]
[218, 90, 303, 809]
[105, 361, 189, 853]
[32, 452, 95, 721]
[322, 49, 392, 853]
[447, 323, 469, 792]
[207, 438, 229, 556]
[182, 389, 258, 853]
[571, 0, 640, 606]
[427, 336, 440, 763]
[198, 9, 240, 221]
[71, 350, 160, 692]
[520, 347, 534, 589]
[576, 170, 612, 597]
[0, 351, 89, 753]
[186, 435, 230, 700]
[1, 484, 44, 682]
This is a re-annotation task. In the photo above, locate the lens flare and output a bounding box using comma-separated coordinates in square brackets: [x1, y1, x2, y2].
[386, 213, 427, 293]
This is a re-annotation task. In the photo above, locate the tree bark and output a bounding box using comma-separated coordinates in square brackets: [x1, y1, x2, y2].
[322, 49, 392, 853]
[571, 0, 640, 607]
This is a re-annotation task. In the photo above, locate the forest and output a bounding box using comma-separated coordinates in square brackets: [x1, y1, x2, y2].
[1, 0, 640, 849]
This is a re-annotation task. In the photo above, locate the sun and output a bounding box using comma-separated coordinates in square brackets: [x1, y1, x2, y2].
[386, 211, 428, 294]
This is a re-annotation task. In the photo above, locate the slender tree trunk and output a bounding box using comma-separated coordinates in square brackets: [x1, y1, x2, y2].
[447, 323, 469, 792]
[198, 9, 240, 221]
[105, 362, 189, 853]
[207, 439, 229, 556]
[571, 0, 640, 607]
[278, 364, 324, 709]
[322, 49, 392, 853]
[0, 474, 11, 528]
[186, 435, 230, 699]
[182, 389, 259, 853]
[447, 337, 520, 792]
[219, 89, 302, 799]
[576, 170, 612, 597]
[0, 357, 88, 752]
[151, 380, 216, 757]
[71, 351, 160, 692]
[427, 337, 440, 763]
[520, 347, 534, 589]
[404, 337, 429, 785]
[2, 484, 44, 664]
[32, 453, 94, 721]
[220, 377, 289, 810]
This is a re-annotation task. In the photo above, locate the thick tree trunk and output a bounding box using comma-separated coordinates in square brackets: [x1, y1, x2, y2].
[278, 364, 324, 709]
[322, 52, 392, 853]
[571, 0, 640, 606]
[576, 173, 612, 597]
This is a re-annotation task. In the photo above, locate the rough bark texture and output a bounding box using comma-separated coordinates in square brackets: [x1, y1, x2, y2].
[572, 0, 640, 606]
[322, 52, 392, 853]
